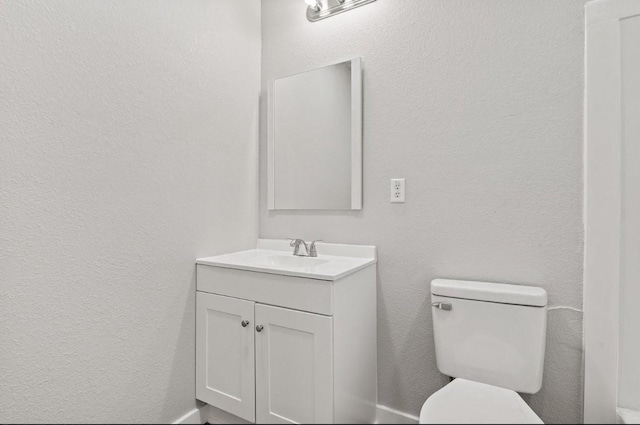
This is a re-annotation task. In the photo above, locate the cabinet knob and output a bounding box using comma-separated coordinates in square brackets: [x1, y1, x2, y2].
[241, 320, 250, 328]
[256, 325, 264, 333]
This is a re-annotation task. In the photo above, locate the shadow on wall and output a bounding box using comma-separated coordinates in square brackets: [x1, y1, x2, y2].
[522, 309, 584, 424]
[376, 265, 450, 415]
[160, 270, 198, 423]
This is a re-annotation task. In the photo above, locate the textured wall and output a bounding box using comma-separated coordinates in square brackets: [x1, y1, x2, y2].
[260, 1, 585, 423]
[0, 0, 260, 423]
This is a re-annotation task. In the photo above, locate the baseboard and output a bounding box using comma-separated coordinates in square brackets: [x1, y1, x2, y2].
[175, 403, 419, 424]
[375, 404, 420, 424]
[173, 405, 207, 424]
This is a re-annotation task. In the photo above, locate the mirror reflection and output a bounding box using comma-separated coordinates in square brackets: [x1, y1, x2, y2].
[268, 58, 362, 210]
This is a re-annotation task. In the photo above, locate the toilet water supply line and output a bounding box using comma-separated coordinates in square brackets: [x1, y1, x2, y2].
[547, 306, 583, 313]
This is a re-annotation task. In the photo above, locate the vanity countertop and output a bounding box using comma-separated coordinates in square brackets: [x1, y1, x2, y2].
[196, 239, 376, 281]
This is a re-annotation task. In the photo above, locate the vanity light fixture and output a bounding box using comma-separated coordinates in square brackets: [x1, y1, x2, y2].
[305, 0, 322, 12]
[306, 0, 377, 22]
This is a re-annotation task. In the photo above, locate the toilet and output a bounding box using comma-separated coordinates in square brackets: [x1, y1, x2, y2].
[420, 279, 548, 424]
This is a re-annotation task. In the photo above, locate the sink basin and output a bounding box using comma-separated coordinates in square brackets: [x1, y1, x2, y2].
[196, 239, 377, 281]
[260, 255, 329, 269]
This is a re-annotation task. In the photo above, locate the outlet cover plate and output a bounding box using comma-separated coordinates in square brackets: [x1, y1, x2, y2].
[391, 178, 405, 203]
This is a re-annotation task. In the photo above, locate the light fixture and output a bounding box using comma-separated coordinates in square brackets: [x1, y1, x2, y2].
[305, 0, 322, 12]
[305, 0, 377, 22]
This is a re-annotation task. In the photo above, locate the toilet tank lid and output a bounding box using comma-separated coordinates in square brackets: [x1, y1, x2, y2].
[431, 279, 547, 307]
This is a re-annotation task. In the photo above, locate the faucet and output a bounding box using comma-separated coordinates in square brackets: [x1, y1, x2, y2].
[288, 239, 323, 258]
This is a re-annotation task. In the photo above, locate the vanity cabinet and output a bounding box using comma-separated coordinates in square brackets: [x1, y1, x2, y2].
[196, 292, 334, 424]
[255, 304, 333, 424]
[196, 293, 256, 422]
[195, 240, 377, 424]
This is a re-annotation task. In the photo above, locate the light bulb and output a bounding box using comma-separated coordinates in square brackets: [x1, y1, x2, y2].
[305, 0, 321, 11]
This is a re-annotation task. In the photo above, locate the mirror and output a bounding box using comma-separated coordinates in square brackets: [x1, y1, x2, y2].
[268, 58, 362, 210]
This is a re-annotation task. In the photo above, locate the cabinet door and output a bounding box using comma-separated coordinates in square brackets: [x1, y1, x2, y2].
[255, 304, 333, 424]
[196, 292, 255, 422]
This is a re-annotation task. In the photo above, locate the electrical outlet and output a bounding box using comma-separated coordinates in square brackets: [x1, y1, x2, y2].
[391, 178, 405, 203]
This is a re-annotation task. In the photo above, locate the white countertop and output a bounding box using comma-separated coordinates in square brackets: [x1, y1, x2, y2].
[196, 239, 377, 281]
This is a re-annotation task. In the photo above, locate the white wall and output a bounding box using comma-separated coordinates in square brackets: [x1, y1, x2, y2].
[0, 0, 260, 423]
[260, 1, 585, 423]
[619, 14, 640, 413]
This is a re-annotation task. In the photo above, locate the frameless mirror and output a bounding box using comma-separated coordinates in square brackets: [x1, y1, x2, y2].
[268, 58, 362, 210]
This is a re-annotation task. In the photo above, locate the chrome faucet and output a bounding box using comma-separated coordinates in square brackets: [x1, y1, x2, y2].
[288, 239, 323, 257]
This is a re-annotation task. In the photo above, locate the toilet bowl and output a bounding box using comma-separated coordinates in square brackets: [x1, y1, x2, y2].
[423, 279, 548, 425]
[419, 379, 543, 424]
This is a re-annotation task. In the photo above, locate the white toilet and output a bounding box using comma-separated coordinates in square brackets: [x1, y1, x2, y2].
[420, 279, 548, 424]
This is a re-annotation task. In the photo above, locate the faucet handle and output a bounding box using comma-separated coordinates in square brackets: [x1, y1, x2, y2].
[288, 238, 308, 256]
[308, 240, 323, 257]
[288, 238, 305, 247]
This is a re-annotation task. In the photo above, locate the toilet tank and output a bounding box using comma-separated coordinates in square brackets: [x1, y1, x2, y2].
[431, 279, 547, 394]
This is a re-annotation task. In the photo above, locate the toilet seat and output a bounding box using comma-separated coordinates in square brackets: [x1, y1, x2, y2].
[419, 379, 543, 424]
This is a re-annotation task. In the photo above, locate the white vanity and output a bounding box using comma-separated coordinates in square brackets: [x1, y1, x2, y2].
[195, 239, 377, 424]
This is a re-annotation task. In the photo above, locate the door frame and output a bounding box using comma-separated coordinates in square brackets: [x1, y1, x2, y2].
[584, 1, 640, 423]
